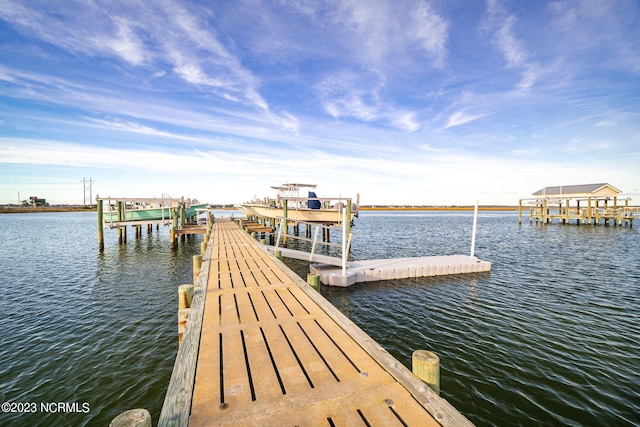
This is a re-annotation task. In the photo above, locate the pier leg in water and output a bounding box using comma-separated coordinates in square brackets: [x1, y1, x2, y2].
[412, 350, 440, 395]
[97, 199, 104, 251]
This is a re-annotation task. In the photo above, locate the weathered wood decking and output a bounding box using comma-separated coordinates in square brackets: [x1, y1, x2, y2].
[159, 218, 473, 426]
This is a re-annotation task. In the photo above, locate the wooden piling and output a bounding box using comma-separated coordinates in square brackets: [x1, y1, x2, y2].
[193, 255, 202, 285]
[109, 408, 151, 427]
[307, 273, 320, 291]
[97, 199, 104, 251]
[178, 284, 194, 310]
[518, 199, 523, 224]
[118, 201, 124, 243]
[412, 350, 440, 396]
[178, 284, 194, 346]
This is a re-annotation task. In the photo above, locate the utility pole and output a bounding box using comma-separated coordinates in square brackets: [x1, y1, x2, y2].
[82, 178, 95, 207]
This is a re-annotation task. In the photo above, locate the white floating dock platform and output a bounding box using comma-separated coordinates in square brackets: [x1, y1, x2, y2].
[310, 255, 491, 287]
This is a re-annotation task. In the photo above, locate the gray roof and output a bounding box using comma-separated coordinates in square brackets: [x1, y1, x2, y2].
[532, 183, 621, 196]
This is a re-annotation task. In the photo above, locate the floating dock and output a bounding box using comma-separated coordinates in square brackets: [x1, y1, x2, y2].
[158, 218, 473, 426]
[311, 255, 491, 287]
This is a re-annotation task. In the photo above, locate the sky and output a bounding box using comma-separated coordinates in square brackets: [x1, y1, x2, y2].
[1, 0, 639, 206]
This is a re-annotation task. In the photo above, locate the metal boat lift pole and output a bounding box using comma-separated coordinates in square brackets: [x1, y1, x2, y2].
[470, 199, 479, 257]
[342, 205, 347, 276]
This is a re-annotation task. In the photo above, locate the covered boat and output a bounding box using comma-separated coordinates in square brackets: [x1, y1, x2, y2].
[238, 183, 358, 225]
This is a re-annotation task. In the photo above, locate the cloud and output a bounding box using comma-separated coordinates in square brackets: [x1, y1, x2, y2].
[0, 0, 300, 131]
[483, 0, 539, 89]
[441, 110, 486, 130]
[411, 1, 449, 68]
[547, 0, 640, 74]
[101, 16, 147, 66]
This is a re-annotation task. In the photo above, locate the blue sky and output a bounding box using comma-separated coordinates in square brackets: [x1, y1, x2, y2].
[1, 0, 639, 205]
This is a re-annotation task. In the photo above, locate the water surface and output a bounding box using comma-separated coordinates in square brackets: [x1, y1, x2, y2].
[0, 210, 638, 426]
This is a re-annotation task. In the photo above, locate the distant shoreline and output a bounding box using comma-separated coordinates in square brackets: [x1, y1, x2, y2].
[0, 206, 92, 214]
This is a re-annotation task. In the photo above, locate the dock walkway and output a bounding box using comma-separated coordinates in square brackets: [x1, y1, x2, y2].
[160, 218, 473, 426]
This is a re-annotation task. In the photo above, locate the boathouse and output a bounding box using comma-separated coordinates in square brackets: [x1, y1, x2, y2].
[519, 183, 635, 226]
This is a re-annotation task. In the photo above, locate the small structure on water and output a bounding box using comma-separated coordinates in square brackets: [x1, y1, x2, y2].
[518, 183, 635, 226]
[96, 196, 209, 250]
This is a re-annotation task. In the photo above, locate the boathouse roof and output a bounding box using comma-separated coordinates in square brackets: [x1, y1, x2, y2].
[532, 183, 622, 198]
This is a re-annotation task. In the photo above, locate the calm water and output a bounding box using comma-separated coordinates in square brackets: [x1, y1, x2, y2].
[0, 211, 203, 426]
[0, 210, 638, 426]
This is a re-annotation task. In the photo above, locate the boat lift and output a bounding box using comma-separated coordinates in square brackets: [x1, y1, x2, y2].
[263, 204, 353, 273]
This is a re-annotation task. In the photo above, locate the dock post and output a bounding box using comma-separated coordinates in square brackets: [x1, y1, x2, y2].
[177, 284, 193, 346]
[518, 199, 522, 224]
[412, 350, 440, 395]
[117, 201, 123, 243]
[201, 241, 207, 254]
[172, 207, 178, 232]
[193, 255, 202, 285]
[307, 273, 320, 291]
[109, 408, 151, 427]
[170, 227, 176, 249]
[97, 198, 104, 251]
[178, 283, 194, 346]
[178, 284, 194, 310]
[180, 205, 186, 242]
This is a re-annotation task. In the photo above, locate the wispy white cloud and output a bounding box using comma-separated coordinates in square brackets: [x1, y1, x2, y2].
[441, 110, 487, 130]
[483, 0, 540, 90]
[411, 1, 449, 68]
[547, 0, 640, 74]
[0, 0, 295, 130]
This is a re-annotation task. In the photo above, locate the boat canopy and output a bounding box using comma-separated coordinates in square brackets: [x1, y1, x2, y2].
[307, 191, 321, 209]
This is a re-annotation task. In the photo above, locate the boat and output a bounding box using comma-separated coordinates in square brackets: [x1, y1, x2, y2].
[103, 199, 207, 223]
[237, 183, 359, 225]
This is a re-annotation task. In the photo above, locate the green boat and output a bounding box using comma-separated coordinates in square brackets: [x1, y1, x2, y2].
[103, 203, 207, 223]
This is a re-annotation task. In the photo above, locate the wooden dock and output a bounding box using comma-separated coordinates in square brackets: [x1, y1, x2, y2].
[518, 183, 636, 227]
[159, 218, 473, 427]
